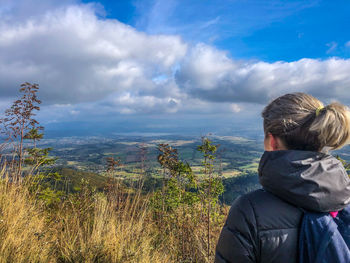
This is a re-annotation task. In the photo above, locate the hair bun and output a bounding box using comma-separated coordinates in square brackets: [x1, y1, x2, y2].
[262, 93, 350, 151]
[310, 102, 350, 150]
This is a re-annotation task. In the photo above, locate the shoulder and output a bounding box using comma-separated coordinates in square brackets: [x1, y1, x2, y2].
[218, 190, 303, 262]
[228, 189, 303, 231]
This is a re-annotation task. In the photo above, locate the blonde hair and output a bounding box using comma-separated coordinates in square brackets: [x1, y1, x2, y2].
[262, 92, 350, 151]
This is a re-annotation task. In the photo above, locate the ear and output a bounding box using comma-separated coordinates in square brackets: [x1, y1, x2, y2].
[269, 134, 279, 151]
[266, 133, 281, 151]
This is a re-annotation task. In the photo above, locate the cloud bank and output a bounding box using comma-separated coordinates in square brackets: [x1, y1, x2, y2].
[0, 4, 186, 105]
[177, 44, 350, 104]
[1, 2, 350, 123]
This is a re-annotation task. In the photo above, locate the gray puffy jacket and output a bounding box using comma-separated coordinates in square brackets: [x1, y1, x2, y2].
[215, 150, 350, 263]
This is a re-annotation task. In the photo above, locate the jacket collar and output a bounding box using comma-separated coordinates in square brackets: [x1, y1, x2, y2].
[258, 150, 350, 212]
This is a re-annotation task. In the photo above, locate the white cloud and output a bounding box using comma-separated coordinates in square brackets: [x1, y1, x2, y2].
[176, 44, 350, 105]
[326, 41, 338, 54]
[345, 41, 350, 47]
[0, 4, 187, 104]
[0, 0, 79, 22]
[70, 110, 80, 115]
[1, 1, 350, 124]
[109, 92, 181, 114]
[230, 104, 241, 113]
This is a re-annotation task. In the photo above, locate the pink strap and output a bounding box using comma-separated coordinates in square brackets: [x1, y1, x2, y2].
[329, 211, 338, 218]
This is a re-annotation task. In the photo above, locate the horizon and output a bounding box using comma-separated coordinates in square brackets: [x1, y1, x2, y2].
[1, 0, 350, 136]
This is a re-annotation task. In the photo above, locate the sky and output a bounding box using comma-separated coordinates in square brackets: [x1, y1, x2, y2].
[0, 0, 350, 136]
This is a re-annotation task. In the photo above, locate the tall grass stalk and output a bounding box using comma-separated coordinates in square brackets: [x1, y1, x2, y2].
[0, 176, 54, 262]
[0, 168, 226, 262]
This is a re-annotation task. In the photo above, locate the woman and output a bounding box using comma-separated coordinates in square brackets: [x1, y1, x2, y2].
[215, 92, 350, 263]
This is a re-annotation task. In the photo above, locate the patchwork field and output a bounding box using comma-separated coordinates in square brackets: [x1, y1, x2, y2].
[38, 135, 264, 178]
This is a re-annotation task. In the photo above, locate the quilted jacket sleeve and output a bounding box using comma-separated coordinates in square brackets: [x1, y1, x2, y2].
[215, 194, 258, 263]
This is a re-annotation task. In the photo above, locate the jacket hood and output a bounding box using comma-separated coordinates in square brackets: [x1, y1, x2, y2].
[258, 150, 350, 212]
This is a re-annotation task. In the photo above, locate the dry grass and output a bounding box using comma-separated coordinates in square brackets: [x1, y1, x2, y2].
[53, 188, 170, 263]
[0, 178, 54, 263]
[0, 175, 227, 263]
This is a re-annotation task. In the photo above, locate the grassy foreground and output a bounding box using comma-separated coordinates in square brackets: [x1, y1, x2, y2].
[0, 175, 228, 263]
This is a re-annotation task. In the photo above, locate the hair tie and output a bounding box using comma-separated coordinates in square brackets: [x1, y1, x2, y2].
[315, 106, 324, 117]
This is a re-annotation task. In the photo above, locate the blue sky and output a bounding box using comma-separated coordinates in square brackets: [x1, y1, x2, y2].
[0, 0, 350, 136]
[89, 0, 350, 61]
